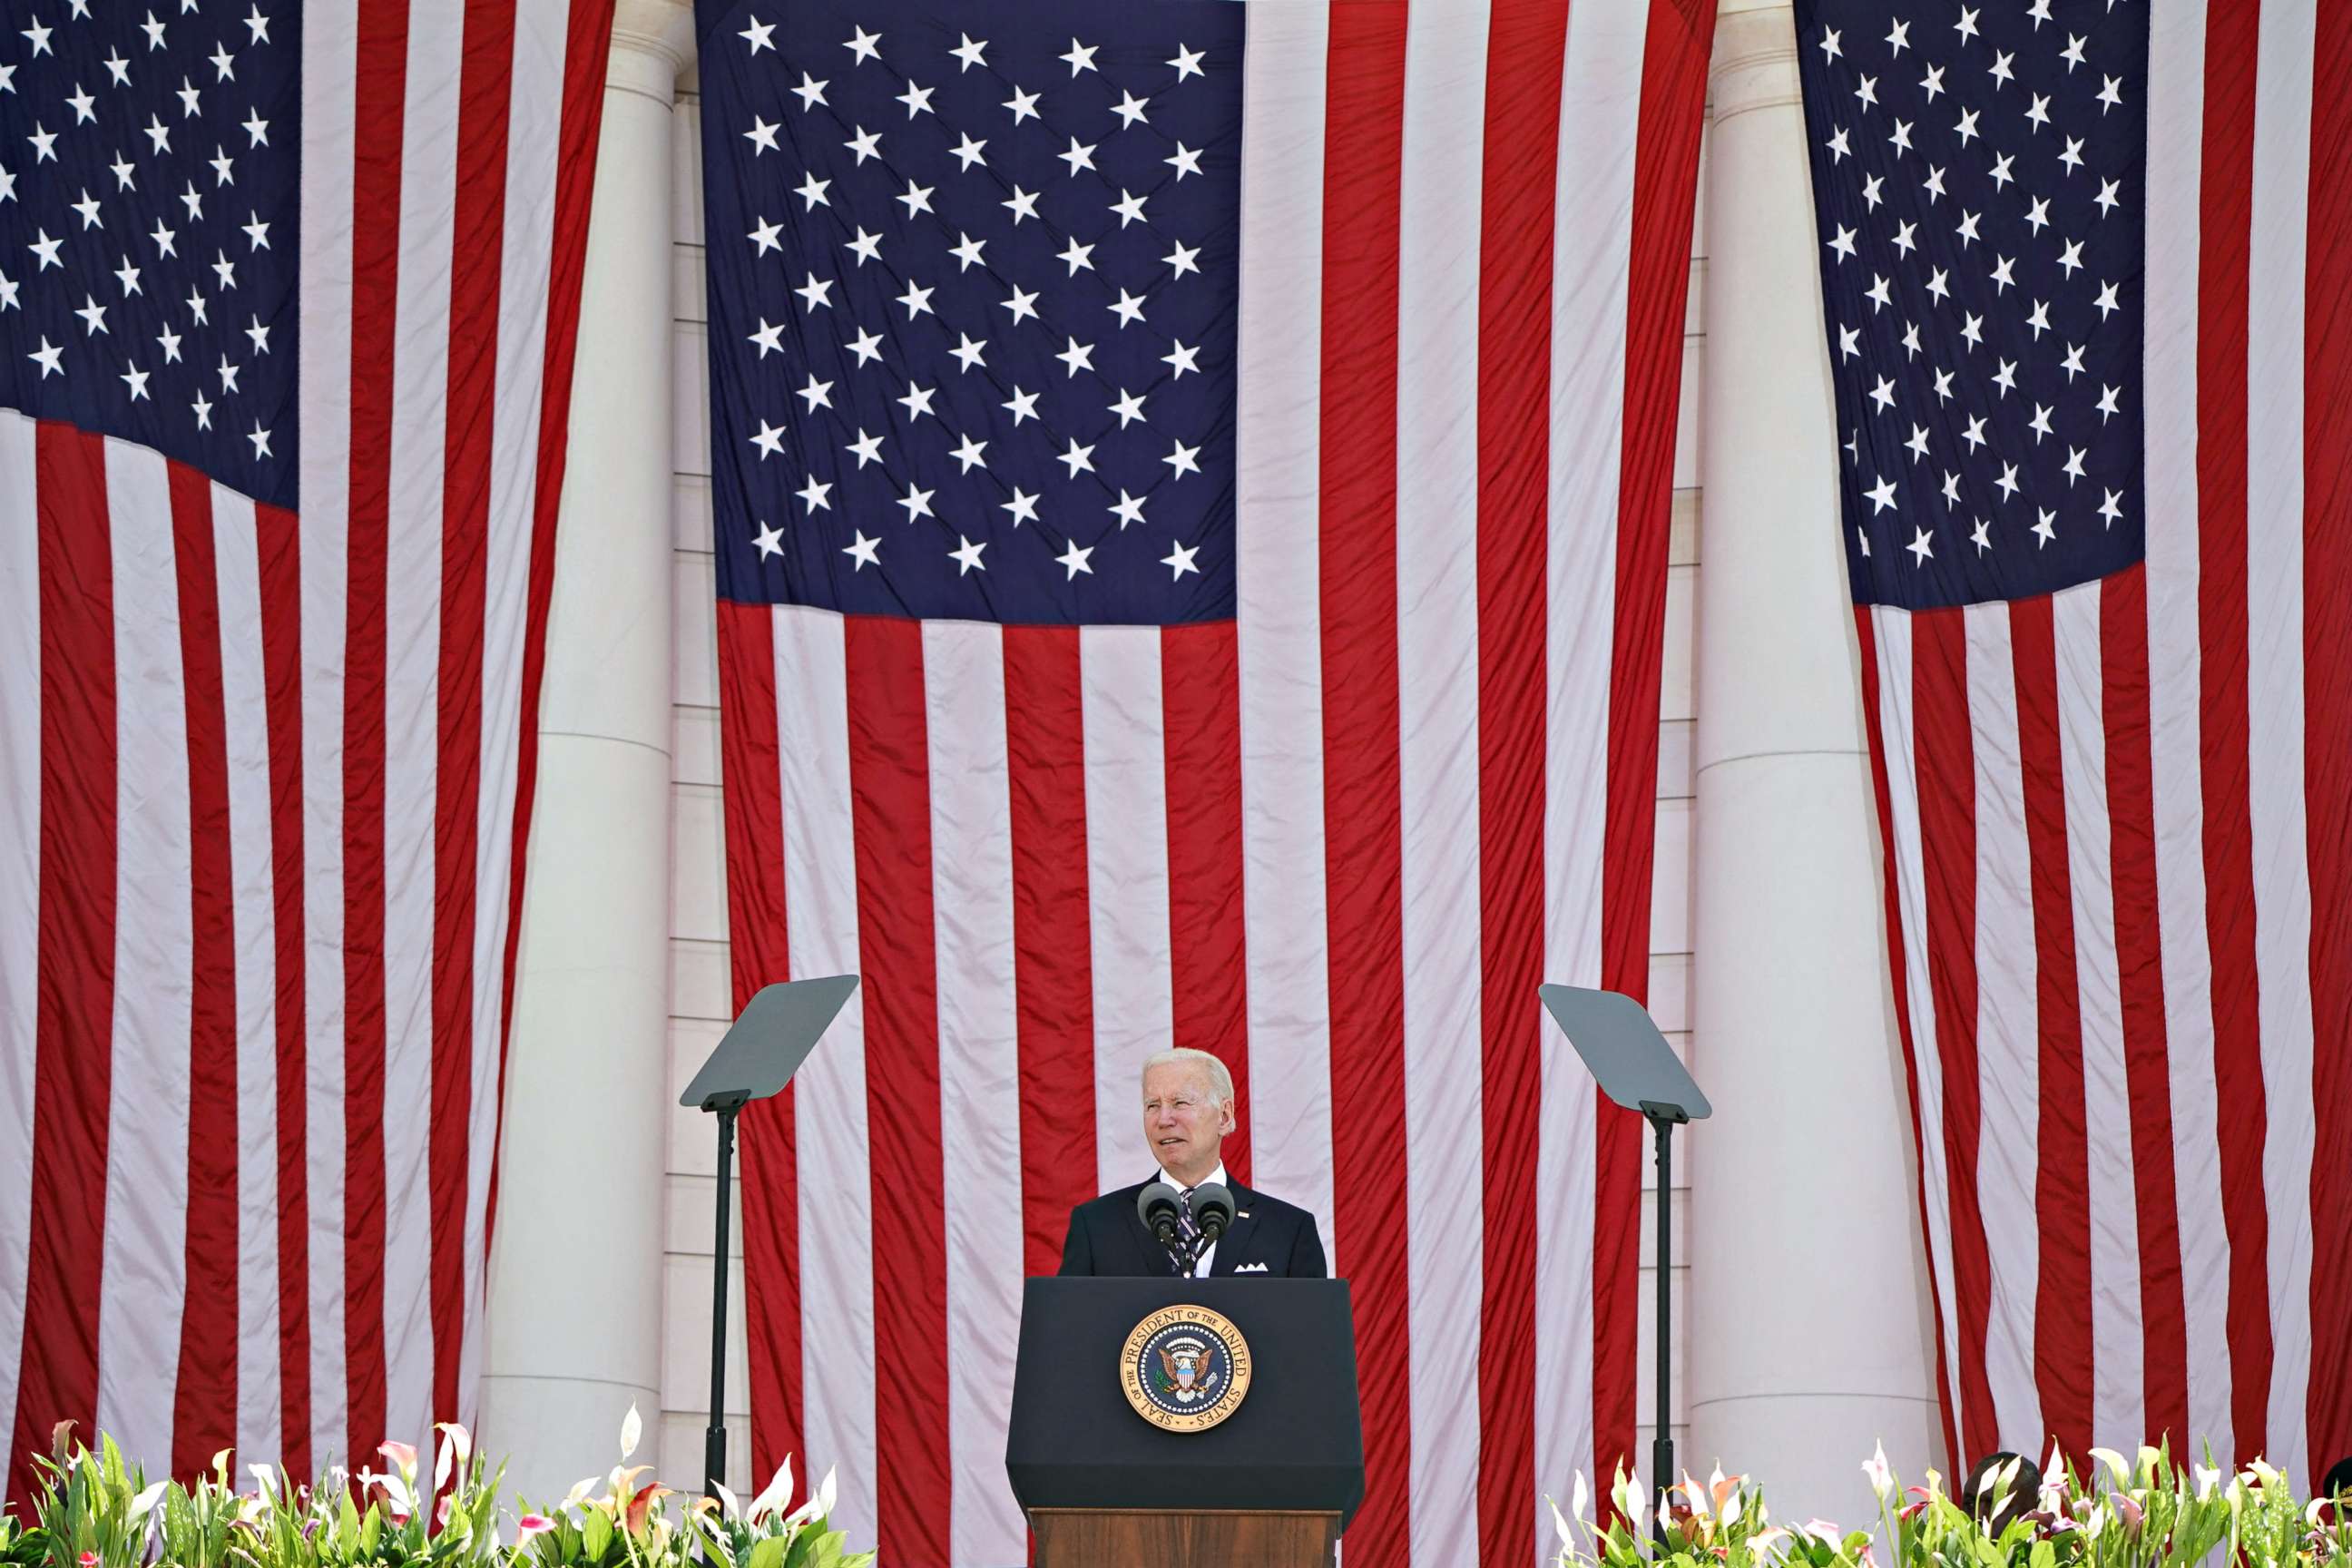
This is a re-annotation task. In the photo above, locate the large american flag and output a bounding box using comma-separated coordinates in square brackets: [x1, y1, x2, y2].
[697, 0, 1713, 1563]
[0, 0, 614, 1505]
[1799, 0, 2351, 1485]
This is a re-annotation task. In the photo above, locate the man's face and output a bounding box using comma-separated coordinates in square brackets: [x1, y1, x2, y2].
[1142, 1062, 1233, 1184]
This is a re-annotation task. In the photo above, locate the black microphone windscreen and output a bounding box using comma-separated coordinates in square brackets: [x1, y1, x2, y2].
[1190, 1181, 1235, 1240]
[1137, 1181, 1183, 1243]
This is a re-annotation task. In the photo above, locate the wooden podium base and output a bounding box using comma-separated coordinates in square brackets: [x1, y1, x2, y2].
[1029, 1507, 1340, 1567]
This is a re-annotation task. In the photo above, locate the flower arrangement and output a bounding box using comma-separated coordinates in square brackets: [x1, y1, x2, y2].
[1550, 1445, 2352, 1568]
[9, 1411, 871, 1568]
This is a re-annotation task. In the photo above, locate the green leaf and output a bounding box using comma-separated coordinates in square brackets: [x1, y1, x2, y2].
[579, 1512, 612, 1565]
[744, 1534, 788, 1568]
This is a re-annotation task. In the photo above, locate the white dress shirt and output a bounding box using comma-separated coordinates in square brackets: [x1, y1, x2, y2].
[1155, 1161, 1229, 1279]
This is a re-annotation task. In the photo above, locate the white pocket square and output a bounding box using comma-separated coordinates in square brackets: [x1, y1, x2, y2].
[1235, 1261, 1269, 1273]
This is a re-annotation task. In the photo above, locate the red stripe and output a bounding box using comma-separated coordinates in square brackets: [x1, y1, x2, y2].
[485, 0, 616, 1279]
[2192, 0, 2270, 1466]
[255, 501, 311, 1478]
[2096, 568, 2190, 1446]
[842, 617, 949, 1563]
[1003, 627, 1098, 1279]
[718, 603, 804, 1497]
[167, 463, 240, 1481]
[1318, 7, 1411, 1558]
[1911, 607, 2001, 1458]
[2303, 0, 2352, 1473]
[343, 0, 413, 1467]
[1598, 0, 1716, 1476]
[427, 0, 517, 1434]
[1160, 622, 1250, 1185]
[1854, 607, 1965, 1470]
[2008, 598, 2092, 1462]
[7, 426, 118, 1508]
[1476, 1, 1567, 1554]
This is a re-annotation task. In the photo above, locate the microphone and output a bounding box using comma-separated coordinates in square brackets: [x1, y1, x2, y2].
[1189, 1182, 1235, 1245]
[1137, 1181, 1184, 1246]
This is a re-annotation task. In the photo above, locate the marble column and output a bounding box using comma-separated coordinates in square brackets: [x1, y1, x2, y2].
[478, 0, 691, 1504]
[1685, 0, 1944, 1525]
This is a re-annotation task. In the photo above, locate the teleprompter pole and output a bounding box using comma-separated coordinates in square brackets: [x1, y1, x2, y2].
[705, 1103, 740, 1504]
[1643, 1103, 1686, 1548]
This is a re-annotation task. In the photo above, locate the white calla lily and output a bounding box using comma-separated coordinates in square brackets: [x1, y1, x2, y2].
[620, 1402, 642, 1461]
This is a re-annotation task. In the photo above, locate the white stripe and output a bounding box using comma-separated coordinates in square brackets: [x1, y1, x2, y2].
[1965, 603, 2043, 1454]
[2053, 583, 2143, 1448]
[2138, 0, 2231, 1464]
[95, 441, 194, 1463]
[1080, 627, 1174, 1197]
[379, 0, 466, 1455]
[2246, 0, 2315, 1481]
[463, 0, 575, 1432]
[1539, 0, 1651, 1524]
[212, 483, 284, 1465]
[299, 0, 360, 1465]
[1871, 606, 1969, 1461]
[1396, 5, 1489, 1560]
[771, 607, 877, 1548]
[0, 412, 40, 1497]
[921, 623, 1027, 1568]
[1234, 1, 1337, 1269]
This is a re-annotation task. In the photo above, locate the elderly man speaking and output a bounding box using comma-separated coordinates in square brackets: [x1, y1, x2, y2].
[1057, 1047, 1328, 1279]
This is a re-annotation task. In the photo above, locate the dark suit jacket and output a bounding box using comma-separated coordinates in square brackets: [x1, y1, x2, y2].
[1057, 1179, 1328, 1278]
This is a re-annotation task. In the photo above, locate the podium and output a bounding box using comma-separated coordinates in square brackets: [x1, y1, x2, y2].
[1005, 1278, 1366, 1568]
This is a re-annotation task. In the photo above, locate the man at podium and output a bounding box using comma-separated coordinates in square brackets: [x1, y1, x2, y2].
[1058, 1048, 1328, 1279]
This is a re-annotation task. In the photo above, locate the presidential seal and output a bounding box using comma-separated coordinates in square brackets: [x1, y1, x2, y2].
[1119, 1304, 1253, 1433]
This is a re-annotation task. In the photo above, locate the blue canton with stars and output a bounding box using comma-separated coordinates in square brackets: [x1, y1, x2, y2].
[0, 0, 299, 511]
[699, 0, 1245, 626]
[1798, 0, 2145, 612]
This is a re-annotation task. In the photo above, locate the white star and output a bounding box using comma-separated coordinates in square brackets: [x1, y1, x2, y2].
[185, 286, 205, 322]
[1818, 25, 1842, 62]
[1993, 358, 2018, 395]
[1990, 50, 2014, 89]
[845, 25, 882, 64]
[797, 476, 832, 514]
[846, 125, 882, 164]
[177, 76, 201, 118]
[1057, 540, 1094, 580]
[1921, 64, 1945, 103]
[1956, 211, 1982, 247]
[243, 5, 270, 44]
[29, 123, 59, 162]
[2029, 402, 2054, 442]
[247, 421, 271, 458]
[1901, 321, 1923, 361]
[1963, 415, 1987, 451]
[1857, 526, 1871, 556]
[1922, 163, 1946, 201]
[113, 254, 141, 297]
[2061, 342, 2086, 380]
[1995, 462, 2021, 501]
[1110, 489, 1148, 529]
[1954, 107, 1979, 146]
[0, 270, 14, 311]
[24, 18, 54, 54]
[1055, 336, 1095, 377]
[950, 132, 987, 172]
[1110, 289, 1148, 328]
[1863, 173, 1884, 210]
[951, 33, 987, 72]
[28, 337, 63, 377]
[103, 51, 131, 86]
[244, 313, 270, 354]
[1906, 524, 1934, 566]
[740, 216, 785, 261]
[2061, 32, 2087, 72]
[210, 147, 234, 185]
[746, 318, 784, 358]
[2096, 177, 2122, 217]
[844, 227, 882, 266]
[847, 429, 885, 467]
[949, 231, 986, 271]
[2025, 92, 2051, 132]
[1828, 126, 1851, 163]
[1058, 438, 1096, 478]
[1003, 185, 1040, 223]
[1828, 224, 1857, 262]
[799, 172, 834, 211]
[1165, 240, 1201, 278]
[739, 16, 775, 55]
[1869, 375, 1896, 413]
[744, 116, 779, 154]
[70, 188, 103, 230]
[1989, 152, 2014, 189]
[896, 279, 934, 318]
[2057, 238, 2084, 277]
[182, 181, 205, 220]
[191, 390, 211, 428]
[74, 294, 109, 336]
[241, 211, 270, 250]
[1162, 339, 1202, 379]
[1161, 541, 1200, 581]
[1169, 43, 1206, 80]
[2026, 299, 2051, 338]
[67, 84, 96, 124]
[1892, 220, 1917, 257]
[2024, 195, 2051, 233]
[153, 324, 179, 361]
[948, 435, 988, 474]
[2059, 135, 2085, 174]
[1838, 324, 1860, 360]
[842, 531, 880, 570]
[1856, 74, 1878, 111]
[2096, 384, 2122, 423]
[2028, 0, 2053, 27]
[1989, 254, 2015, 293]
[1111, 188, 1149, 228]
[1165, 439, 1201, 479]
[1926, 267, 1951, 304]
[1888, 119, 1913, 155]
[950, 535, 988, 574]
[1166, 142, 1203, 179]
[1003, 285, 1040, 324]
[1059, 136, 1097, 176]
[846, 326, 885, 367]
[897, 485, 936, 523]
[1057, 236, 1095, 274]
[897, 383, 936, 419]
[1941, 469, 1963, 506]
[1864, 475, 1899, 514]
[1865, 273, 1893, 313]
[1004, 85, 1041, 124]
[1004, 387, 1041, 425]
[28, 230, 63, 270]
[2033, 509, 2057, 548]
[897, 82, 934, 118]
[792, 73, 829, 113]
[2099, 488, 2124, 527]
[1112, 91, 1152, 129]
[1971, 516, 1993, 554]
[1885, 18, 1909, 55]
[950, 333, 987, 372]
[894, 179, 931, 219]
[751, 519, 784, 558]
[1002, 487, 1039, 524]
[749, 418, 786, 459]
[1062, 37, 1099, 76]
[2098, 75, 2124, 114]
[1904, 423, 1930, 461]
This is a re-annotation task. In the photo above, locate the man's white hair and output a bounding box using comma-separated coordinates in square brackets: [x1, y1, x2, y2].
[1142, 1047, 1234, 1108]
